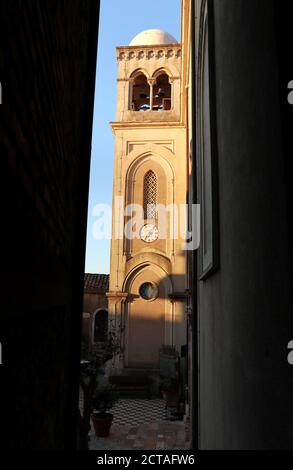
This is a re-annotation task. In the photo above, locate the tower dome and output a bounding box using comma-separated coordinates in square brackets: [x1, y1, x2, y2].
[129, 29, 178, 46]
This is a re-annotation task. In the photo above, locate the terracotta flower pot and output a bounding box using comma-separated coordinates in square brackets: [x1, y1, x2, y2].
[92, 412, 113, 437]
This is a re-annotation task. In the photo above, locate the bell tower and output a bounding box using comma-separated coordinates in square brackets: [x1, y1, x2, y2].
[108, 29, 187, 374]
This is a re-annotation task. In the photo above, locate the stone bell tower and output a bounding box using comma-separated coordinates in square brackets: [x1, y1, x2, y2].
[107, 29, 187, 375]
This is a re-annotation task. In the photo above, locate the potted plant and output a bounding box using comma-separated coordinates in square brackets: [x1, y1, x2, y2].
[160, 377, 179, 403]
[78, 323, 122, 449]
[91, 383, 119, 437]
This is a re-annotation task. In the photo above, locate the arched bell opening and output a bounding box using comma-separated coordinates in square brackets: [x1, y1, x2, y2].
[153, 73, 171, 111]
[130, 73, 150, 111]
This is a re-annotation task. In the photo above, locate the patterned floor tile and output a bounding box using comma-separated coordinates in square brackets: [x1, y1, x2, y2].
[110, 398, 166, 425]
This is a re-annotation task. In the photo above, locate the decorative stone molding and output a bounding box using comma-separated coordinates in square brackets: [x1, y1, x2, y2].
[128, 51, 136, 60]
[116, 45, 182, 62]
[106, 291, 128, 300]
[117, 76, 179, 84]
[137, 50, 145, 60]
[157, 50, 164, 59]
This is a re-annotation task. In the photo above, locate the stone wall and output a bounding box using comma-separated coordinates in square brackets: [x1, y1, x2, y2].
[0, 0, 99, 449]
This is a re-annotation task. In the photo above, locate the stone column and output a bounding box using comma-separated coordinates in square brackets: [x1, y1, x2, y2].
[148, 78, 156, 110]
[106, 291, 128, 373]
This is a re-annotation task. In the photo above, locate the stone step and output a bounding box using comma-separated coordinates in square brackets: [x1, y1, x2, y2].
[109, 374, 151, 399]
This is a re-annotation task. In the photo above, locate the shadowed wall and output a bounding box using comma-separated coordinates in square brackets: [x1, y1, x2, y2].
[0, 0, 99, 449]
[193, 0, 293, 449]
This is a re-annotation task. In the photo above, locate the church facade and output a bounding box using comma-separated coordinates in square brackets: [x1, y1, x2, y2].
[107, 29, 188, 373]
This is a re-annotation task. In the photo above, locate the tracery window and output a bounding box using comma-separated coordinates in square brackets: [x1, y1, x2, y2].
[143, 170, 157, 219]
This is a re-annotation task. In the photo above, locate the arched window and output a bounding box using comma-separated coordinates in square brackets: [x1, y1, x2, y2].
[143, 170, 157, 219]
[93, 309, 108, 343]
[130, 73, 150, 111]
[153, 73, 171, 111]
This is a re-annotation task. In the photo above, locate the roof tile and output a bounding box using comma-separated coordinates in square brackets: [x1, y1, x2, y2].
[84, 273, 109, 292]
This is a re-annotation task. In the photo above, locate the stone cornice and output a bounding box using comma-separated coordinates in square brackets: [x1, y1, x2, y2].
[106, 291, 128, 299]
[110, 121, 185, 131]
[116, 44, 182, 62]
[117, 76, 180, 82]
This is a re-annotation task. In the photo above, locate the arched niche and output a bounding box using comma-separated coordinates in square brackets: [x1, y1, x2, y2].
[122, 263, 173, 367]
[124, 153, 174, 257]
[92, 308, 109, 343]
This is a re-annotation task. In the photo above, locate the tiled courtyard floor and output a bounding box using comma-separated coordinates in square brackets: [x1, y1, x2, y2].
[89, 420, 189, 450]
[88, 399, 190, 450]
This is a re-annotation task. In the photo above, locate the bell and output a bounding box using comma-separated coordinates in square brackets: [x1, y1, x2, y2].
[155, 88, 164, 98]
[140, 92, 148, 99]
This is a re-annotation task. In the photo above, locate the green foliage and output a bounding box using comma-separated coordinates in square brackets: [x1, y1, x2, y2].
[92, 383, 119, 414]
[160, 376, 178, 391]
[78, 321, 122, 449]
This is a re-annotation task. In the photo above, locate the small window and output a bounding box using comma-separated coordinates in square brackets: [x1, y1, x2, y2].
[139, 282, 158, 300]
[93, 309, 108, 342]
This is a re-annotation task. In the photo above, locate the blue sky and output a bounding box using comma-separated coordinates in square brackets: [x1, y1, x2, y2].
[84, 0, 181, 274]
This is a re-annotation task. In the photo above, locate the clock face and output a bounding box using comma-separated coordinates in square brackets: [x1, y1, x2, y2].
[139, 224, 158, 243]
